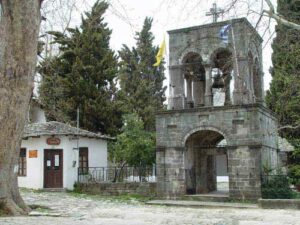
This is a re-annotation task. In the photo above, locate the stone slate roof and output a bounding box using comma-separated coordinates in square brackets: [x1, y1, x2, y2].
[23, 121, 113, 140]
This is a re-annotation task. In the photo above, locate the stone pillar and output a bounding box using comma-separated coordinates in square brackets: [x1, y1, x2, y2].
[168, 65, 185, 109]
[227, 146, 262, 200]
[233, 58, 252, 105]
[193, 78, 205, 107]
[186, 76, 193, 108]
[223, 73, 232, 105]
[204, 65, 213, 106]
[156, 147, 186, 198]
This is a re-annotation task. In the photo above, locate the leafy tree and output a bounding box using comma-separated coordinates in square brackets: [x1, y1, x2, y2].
[39, 1, 122, 136]
[109, 114, 155, 168]
[118, 17, 166, 131]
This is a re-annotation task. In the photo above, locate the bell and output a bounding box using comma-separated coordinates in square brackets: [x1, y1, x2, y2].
[212, 73, 225, 89]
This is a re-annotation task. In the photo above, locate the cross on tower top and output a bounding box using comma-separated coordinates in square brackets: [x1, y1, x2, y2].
[206, 3, 224, 23]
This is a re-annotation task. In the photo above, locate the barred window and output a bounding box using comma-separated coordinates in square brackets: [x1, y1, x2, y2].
[18, 148, 26, 176]
[79, 148, 88, 174]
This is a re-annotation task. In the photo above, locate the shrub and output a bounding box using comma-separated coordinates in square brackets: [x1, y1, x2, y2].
[288, 164, 300, 186]
[261, 175, 294, 199]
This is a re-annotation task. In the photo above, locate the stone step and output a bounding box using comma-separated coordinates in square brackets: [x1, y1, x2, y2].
[147, 200, 258, 209]
[41, 188, 67, 192]
[183, 193, 230, 202]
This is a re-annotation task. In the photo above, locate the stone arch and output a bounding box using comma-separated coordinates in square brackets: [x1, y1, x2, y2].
[183, 127, 229, 194]
[182, 126, 229, 146]
[210, 47, 233, 71]
[247, 41, 260, 61]
[210, 47, 234, 106]
[178, 47, 203, 64]
[180, 51, 206, 108]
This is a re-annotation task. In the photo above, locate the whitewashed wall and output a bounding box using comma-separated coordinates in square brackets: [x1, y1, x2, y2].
[19, 135, 107, 190]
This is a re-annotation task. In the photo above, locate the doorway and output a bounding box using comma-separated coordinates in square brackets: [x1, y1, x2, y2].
[44, 149, 63, 188]
[185, 130, 228, 195]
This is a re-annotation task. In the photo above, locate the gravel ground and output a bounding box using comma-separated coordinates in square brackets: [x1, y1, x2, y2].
[0, 190, 300, 225]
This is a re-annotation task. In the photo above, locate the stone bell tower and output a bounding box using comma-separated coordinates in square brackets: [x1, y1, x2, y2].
[156, 18, 279, 200]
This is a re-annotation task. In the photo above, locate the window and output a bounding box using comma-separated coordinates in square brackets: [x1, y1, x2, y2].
[79, 147, 88, 174]
[18, 148, 26, 176]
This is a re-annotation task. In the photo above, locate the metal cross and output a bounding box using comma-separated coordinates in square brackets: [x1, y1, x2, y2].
[206, 3, 224, 23]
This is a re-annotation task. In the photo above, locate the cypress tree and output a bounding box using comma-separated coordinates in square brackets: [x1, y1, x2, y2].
[266, 0, 300, 160]
[266, 0, 300, 138]
[39, 1, 122, 136]
[118, 17, 166, 131]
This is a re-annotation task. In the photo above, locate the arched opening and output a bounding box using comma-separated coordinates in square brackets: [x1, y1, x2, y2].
[210, 48, 233, 106]
[182, 53, 205, 108]
[184, 129, 229, 195]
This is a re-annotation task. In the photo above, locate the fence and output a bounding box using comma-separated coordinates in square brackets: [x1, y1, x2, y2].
[78, 166, 156, 184]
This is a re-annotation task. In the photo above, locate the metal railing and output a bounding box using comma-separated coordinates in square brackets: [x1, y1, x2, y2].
[78, 166, 156, 183]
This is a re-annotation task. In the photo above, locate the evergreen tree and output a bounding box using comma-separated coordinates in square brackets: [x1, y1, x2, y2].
[266, 0, 300, 162]
[118, 17, 166, 131]
[39, 1, 122, 136]
[266, 0, 300, 138]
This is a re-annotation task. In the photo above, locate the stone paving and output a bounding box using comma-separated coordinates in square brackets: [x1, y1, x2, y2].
[0, 190, 300, 225]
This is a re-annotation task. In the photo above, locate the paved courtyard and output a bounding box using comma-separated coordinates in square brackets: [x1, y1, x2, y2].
[0, 190, 300, 225]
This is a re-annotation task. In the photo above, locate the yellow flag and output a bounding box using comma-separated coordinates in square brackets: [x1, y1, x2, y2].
[153, 36, 166, 67]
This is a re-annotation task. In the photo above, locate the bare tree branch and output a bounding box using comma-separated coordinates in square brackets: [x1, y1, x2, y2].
[263, 0, 300, 30]
[278, 124, 300, 131]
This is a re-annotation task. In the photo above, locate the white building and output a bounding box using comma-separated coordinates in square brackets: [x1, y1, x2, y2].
[18, 100, 111, 190]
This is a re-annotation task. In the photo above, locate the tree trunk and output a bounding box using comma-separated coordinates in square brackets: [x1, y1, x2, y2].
[0, 0, 41, 215]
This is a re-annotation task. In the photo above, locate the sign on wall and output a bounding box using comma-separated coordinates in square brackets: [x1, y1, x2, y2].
[29, 150, 38, 158]
[46, 137, 61, 145]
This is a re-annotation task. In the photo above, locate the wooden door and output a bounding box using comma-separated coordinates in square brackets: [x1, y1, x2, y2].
[44, 149, 63, 188]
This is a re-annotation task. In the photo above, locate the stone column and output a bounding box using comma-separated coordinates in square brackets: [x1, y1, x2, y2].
[223, 72, 232, 105]
[204, 65, 213, 106]
[168, 65, 185, 109]
[186, 75, 193, 108]
[193, 78, 205, 107]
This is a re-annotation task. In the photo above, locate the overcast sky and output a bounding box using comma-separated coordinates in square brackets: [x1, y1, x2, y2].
[42, 0, 277, 90]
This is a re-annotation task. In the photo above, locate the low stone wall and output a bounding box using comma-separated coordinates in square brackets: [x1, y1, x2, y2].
[77, 182, 157, 196]
[258, 199, 300, 209]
